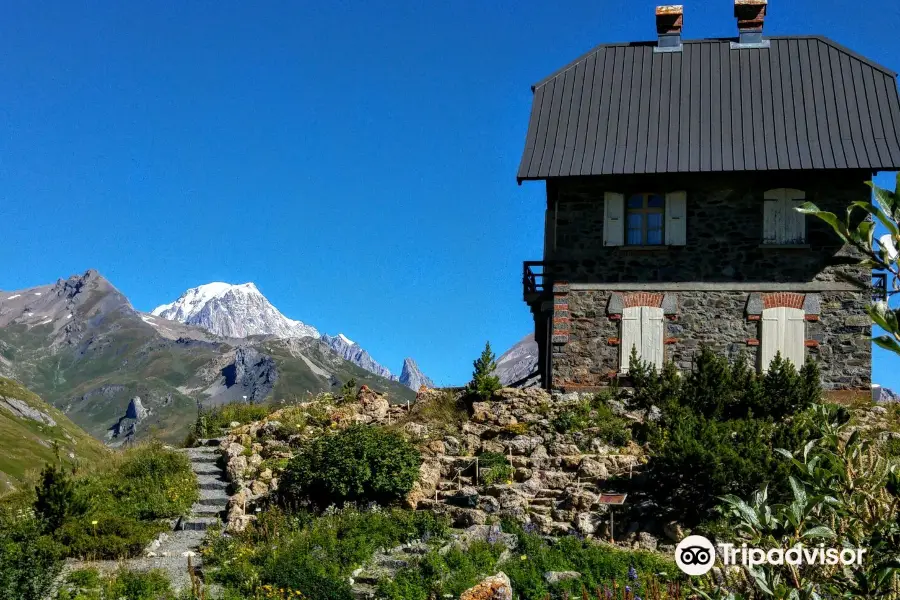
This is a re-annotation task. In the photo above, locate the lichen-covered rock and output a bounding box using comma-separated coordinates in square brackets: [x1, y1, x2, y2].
[460, 572, 512, 600]
[544, 571, 581, 585]
[505, 435, 543, 456]
[226, 455, 248, 481]
[405, 458, 442, 508]
[577, 457, 609, 479]
[575, 512, 604, 535]
[224, 442, 245, 458]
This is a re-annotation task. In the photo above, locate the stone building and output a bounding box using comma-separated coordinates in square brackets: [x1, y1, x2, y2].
[517, 2, 900, 394]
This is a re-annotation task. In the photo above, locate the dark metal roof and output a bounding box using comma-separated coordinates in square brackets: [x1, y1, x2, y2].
[517, 36, 900, 181]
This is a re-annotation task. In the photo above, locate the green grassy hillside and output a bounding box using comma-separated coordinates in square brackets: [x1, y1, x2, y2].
[0, 377, 108, 495]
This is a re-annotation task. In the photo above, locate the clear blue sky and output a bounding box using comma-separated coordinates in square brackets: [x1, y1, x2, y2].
[1, 1, 898, 387]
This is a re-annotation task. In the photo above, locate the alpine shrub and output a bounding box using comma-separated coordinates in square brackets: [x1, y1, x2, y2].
[278, 425, 421, 509]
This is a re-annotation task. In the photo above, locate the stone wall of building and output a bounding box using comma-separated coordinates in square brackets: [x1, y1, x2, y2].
[534, 171, 873, 392]
[543, 172, 870, 285]
[550, 288, 870, 391]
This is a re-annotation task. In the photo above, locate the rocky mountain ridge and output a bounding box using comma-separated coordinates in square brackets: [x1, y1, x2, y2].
[0, 270, 415, 444]
[494, 334, 538, 386]
[154, 281, 432, 390]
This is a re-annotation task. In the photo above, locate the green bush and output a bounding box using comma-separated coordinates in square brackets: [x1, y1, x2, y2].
[277, 425, 421, 509]
[56, 516, 162, 560]
[628, 347, 825, 526]
[377, 523, 680, 600]
[551, 394, 631, 446]
[0, 507, 64, 600]
[55, 568, 174, 600]
[202, 506, 450, 600]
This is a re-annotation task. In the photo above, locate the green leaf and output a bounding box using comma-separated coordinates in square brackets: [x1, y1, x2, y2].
[852, 198, 899, 236]
[874, 335, 900, 357]
[801, 525, 835, 539]
[789, 476, 807, 507]
[796, 203, 851, 240]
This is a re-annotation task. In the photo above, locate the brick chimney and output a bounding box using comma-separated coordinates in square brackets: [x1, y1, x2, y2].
[734, 0, 767, 44]
[656, 5, 684, 50]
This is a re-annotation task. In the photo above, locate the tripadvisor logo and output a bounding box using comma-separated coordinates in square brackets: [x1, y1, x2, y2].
[675, 535, 867, 576]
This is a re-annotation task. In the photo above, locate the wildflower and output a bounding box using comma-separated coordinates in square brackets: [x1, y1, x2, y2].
[628, 566, 638, 581]
[91, 520, 98, 526]
[520, 554, 527, 561]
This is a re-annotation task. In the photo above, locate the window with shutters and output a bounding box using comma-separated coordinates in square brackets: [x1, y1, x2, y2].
[604, 191, 686, 247]
[760, 307, 805, 371]
[763, 188, 807, 244]
[620, 306, 665, 373]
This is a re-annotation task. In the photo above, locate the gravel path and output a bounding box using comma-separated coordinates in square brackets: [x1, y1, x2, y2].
[62, 442, 229, 593]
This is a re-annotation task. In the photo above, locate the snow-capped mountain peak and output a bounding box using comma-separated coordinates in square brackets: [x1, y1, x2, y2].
[151, 282, 320, 340]
[337, 333, 355, 346]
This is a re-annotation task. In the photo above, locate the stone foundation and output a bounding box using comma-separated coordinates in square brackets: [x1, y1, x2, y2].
[551, 287, 870, 391]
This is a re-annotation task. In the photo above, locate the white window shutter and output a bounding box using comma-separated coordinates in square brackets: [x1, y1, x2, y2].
[784, 308, 806, 368]
[603, 192, 625, 247]
[760, 307, 781, 372]
[620, 307, 641, 373]
[763, 189, 785, 244]
[664, 191, 687, 246]
[784, 189, 807, 244]
[641, 307, 665, 371]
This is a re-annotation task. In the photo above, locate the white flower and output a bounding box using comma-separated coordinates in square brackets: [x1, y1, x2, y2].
[879, 233, 899, 261]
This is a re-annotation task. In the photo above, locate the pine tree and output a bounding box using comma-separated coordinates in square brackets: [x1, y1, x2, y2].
[33, 464, 86, 532]
[467, 342, 501, 400]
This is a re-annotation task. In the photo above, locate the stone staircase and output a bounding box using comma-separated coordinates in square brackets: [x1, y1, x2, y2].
[60, 439, 231, 594]
[178, 440, 229, 532]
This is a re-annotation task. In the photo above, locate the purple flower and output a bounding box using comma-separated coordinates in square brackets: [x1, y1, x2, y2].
[628, 566, 638, 581]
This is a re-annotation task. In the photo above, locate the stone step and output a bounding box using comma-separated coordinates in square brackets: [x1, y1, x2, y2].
[196, 495, 229, 507]
[191, 464, 225, 476]
[197, 438, 224, 447]
[536, 488, 564, 498]
[191, 504, 225, 517]
[179, 517, 221, 532]
[189, 455, 220, 465]
[197, 478, 229, 491]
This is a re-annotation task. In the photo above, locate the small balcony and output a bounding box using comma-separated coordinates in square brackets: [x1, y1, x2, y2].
[523, 261, 574, 303]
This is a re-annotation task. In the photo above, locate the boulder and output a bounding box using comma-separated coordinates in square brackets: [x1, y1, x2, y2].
[224, 442, 245, 459]
[505, 435, 543, 456]
[258, 468, 273, 482]
[544, 571, 581, 585]
[663, 521, 685, 543]
[529, 445, 549, 460]
[358, 389, 390, 420]
[250, 479, 269, 496]
[460, 572, 512, 600]
[577, 458, 609, 479]
[575, 512, 604, 535]
[404, 422, 428, 438]
[405, 458, 442, 509]
[443, 436, 462, 455]
[227, 455, 248, 481]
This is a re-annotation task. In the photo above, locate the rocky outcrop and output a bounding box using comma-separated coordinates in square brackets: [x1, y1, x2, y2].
[231, 346, 279, 402]
[460, 572, 512, 600]
[873, 384, 900, 403]
[0, 397, 57, 426]
[399, 358, 434, 390]
[107, 397, 150, 444]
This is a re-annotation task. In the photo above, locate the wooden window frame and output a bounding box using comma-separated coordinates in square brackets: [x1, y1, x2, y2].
[626, 193, 665, 246]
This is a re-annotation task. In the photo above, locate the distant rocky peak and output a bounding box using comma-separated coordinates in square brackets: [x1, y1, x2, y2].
[322, 334, 394, 380]
[399, 357, 434, 391]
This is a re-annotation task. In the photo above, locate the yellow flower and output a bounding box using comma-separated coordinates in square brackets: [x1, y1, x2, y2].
[91, 520, 98, 525]
[520, 554, 527, 560]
